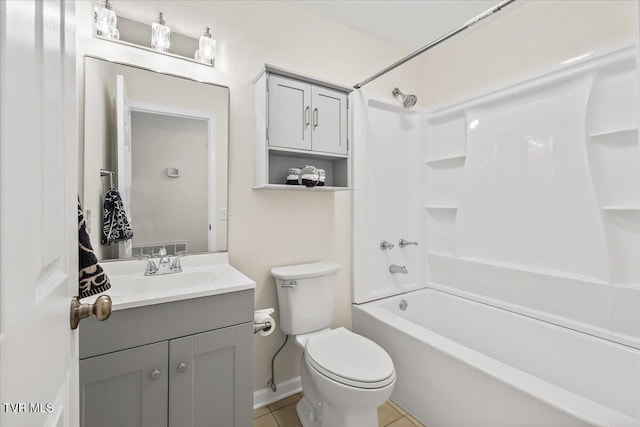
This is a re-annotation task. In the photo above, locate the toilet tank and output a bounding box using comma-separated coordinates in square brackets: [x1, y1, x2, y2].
[271, 261, 340, 336]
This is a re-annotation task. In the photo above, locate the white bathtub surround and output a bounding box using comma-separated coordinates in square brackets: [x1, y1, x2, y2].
[353, 43, 640, 427]
[423, 45, 640, 350]
[353, 289, 640, 427]
[352, 96, 426, 304]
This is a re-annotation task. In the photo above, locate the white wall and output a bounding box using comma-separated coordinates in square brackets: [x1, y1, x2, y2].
[76, 0, 423, 391]
[416, 0, 637, 107]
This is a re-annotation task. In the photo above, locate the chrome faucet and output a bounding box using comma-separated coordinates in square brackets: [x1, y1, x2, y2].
[137, 248, 185, 276]
[398, 239, 419, 248]
[380, 240, 395, 250]
[389, 264, 408, 274]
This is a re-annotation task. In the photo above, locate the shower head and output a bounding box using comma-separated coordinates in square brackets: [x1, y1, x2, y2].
[392, 87, 417, 109]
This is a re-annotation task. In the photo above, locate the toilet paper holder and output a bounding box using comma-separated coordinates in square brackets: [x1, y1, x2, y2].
[254, 320, 272, 334]
[254, 308, 275, 335]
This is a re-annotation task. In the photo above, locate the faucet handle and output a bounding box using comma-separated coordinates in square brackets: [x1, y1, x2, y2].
[136, 254, 157, 275]
[170, 252, 187, 272]
[380, 240, 395, 251]
[399, 239, 419, 248]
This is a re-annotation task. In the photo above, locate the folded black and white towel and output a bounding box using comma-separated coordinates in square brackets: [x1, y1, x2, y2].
[101, 189, 133, 245]
[78, 199, 111, 298]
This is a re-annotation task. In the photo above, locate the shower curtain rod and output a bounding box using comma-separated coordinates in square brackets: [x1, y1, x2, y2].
[353, 0, 517, 89]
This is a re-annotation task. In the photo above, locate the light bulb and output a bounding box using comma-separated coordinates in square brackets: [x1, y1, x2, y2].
[151, 12, 171, 52]
[195, 27, 217, 65]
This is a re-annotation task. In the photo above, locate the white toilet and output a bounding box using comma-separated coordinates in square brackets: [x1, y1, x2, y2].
[271, 261, 396, 427]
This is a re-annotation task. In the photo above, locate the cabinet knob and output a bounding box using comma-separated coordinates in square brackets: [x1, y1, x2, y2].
[177, 362, 188, 373]
[151, 369, 161, 380]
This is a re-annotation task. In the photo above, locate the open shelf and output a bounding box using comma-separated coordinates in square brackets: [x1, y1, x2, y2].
[268, 146, 348, 160]
[603, 206, 640, 211]
[425, 155, 466, 165]
[589, 127, 638, 141]
[253, 184, 353, 191]
[426, 205, 458, 210]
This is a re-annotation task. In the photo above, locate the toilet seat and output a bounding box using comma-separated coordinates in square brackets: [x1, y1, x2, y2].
[304, 328, 395, 389]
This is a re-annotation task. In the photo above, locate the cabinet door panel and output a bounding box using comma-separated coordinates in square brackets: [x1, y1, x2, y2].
[268, 75, 312, 150]
[79, 341, 168, 427]
[311, 86, 348, 155]
[169, 323, 253, 427]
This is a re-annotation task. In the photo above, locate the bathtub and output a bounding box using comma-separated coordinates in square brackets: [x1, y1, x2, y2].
[352, 288, 640, 427]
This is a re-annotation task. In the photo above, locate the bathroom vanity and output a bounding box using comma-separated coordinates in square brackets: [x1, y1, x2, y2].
[78, 254, 255, 427]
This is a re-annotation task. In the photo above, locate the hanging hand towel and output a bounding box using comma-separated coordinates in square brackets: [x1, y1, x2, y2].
[78, 199, 111, 298]
[101, 189, 133, 245]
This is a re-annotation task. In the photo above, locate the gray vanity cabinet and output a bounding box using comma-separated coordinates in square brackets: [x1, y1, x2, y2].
[80, 341, 169, 427]
[169, 324, 253, 427]
[79, 290, 254, 427]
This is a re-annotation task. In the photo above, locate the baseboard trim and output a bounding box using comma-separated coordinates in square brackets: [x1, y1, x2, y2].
[253, 376, 302, 409]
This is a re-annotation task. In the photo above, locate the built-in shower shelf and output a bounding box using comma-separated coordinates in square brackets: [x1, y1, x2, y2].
[425, 154, 466, 165]
[427, 250, 456, 258]
[426, 205, 458, 210]
[589, 127, 638, 141]
[253, 184, 353, 192]
[602, 206, 640, 211]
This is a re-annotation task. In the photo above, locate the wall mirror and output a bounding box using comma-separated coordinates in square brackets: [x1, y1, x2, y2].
[83, 56, 229, 260]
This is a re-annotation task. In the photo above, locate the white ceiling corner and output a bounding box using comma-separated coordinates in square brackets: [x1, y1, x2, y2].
[289, 0, 503, 52]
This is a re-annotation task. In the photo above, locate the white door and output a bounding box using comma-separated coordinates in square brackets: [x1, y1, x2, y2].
[116, 74, 133, 258]
[1, 1, 80, 426]
[267, 75, 312, 150]
[311, 85, 348, 155]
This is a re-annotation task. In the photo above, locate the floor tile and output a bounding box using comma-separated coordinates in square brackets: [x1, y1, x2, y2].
[253, 406, 270, 419]
[253, 413, 279, 427]
[378, 402, 403, 426]
[387, 417, 417, 427]
[405, 414, 425, 426]
[388, 400, 407, 416]
[272, 403, 302, 427]
[268, 393, 302, 412]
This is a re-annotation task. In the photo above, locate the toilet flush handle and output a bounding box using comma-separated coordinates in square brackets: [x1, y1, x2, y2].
[281, 281, 297, 288]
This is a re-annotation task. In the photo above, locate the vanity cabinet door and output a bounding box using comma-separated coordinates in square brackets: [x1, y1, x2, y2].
[79, 341, 168, 427]
[169, 323, 253, 427]
[268, 75, 312, 150]
[311, 85, 348, 155]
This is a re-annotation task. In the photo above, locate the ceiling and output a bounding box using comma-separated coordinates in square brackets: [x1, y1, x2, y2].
[291, 0, 503, 52]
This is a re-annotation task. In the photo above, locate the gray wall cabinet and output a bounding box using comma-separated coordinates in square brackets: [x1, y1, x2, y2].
[79, 290, 254, 427]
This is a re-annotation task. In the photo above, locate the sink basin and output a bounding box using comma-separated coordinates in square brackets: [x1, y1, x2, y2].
[116, 271, 218, 294]
[81, 253, 255, 311]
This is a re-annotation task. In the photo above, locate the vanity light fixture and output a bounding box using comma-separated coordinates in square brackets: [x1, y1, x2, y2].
[195, 27, 217, 65]
[93, 0, 119, 39]
[151, 12, 171, 52]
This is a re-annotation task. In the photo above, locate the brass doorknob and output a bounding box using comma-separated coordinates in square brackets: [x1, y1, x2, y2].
[70, 295, 112, 330]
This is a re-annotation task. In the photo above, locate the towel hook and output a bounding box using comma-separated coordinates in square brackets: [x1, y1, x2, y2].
[100, 169, 114, 189]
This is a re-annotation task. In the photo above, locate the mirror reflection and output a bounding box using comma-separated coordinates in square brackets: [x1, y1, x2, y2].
[83, 57, 229, 260]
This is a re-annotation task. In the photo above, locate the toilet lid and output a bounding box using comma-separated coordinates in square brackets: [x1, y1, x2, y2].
[305, 328, 395, 389]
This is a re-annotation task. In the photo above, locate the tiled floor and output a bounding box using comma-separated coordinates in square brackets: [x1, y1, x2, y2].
[253, 393, 425, 427]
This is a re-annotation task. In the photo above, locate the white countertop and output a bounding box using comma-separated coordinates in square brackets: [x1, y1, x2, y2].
[82, 253, 255, 311]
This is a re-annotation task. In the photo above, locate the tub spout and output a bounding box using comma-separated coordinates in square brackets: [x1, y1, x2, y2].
[389, 264, 408, 274]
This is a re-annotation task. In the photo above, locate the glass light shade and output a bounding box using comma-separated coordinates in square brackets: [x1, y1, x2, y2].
[93, 0, 119, 39]
[195, 27, 216, 65]
[151, 12, 171, 52]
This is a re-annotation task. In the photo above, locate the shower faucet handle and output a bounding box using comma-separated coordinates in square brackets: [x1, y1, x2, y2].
[380, 240, 395, 251]
[399, 239, 419, 248]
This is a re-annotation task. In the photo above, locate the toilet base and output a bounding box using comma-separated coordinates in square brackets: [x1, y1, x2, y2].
[297, 396, 378, 427]
[297, 352, 393, 427]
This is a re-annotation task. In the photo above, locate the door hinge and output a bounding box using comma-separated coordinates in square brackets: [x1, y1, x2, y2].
[266, 126, 269, 141]
[346, 97, 349, 109]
